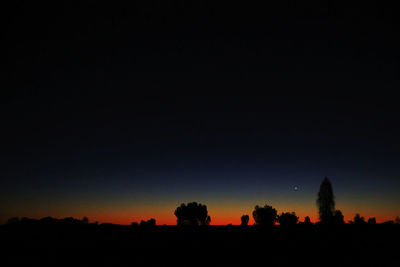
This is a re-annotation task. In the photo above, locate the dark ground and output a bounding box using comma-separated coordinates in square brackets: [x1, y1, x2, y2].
[2, 223, 399, 266]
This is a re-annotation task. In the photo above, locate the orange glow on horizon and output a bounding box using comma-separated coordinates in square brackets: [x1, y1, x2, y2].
[2, 198, 398, 225]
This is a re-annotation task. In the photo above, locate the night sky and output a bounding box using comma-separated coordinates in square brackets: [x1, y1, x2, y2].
[3, 1, 400, 225]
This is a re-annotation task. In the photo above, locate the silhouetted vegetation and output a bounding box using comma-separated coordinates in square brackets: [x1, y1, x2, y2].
[252, 205, 277, 226]
[174, 202, 210, 226]
[140, 218, 156, 227]
[317, 177, 335, 224]
[354, 214, 366, 225]
[368, 218, 376, 224]
[6, 217, 20, 224]
[4, 216, 95, 227]
[82, 217, 89, 224]
[241, 215, 249, 226]
[303, 216, 312, 225]
[332, 210, 345, 224]
[396, 216, 400, 224]
[277, 212, 298, 226]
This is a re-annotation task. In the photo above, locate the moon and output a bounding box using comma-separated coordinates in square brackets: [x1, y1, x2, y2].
[294, 186, 299, 191]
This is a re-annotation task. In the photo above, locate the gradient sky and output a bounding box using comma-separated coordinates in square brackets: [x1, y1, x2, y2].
[3, 2, 400, 224]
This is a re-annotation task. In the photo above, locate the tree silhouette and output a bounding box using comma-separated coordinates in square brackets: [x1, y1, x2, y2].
[395, 216, 400, 224]
[174, 202, 209, 226]
[82, 217, 89, 224]
[205, 215, 211, 226]
[332, 210, 345, 224]
[354, 213, 366, 224]
[304, 216, 312, 225]
[241, 215, 249, 226]
[252, 205, 277, 226]
[147, 218, 156, 226]
[368, 218, 376, 224]
[278, 212, 298, 226]
[317, 177, 335, 224]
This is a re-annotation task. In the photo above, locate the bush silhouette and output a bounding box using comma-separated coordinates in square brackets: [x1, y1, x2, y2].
[140, 218, 156, 227]
[368, 218, 376, 224]
[252, 205, 277, 226]
[354, 214, 366, 224]
[174, 202, 210, 226]
[317, 177, 335, 224]
[278, 212, 298, 226]
[241, 215, 249, 226]
[332, 210, 345, 224]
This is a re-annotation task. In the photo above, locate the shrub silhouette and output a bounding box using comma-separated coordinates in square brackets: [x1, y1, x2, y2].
[174, 202, 209, 226]
[368, 218, 376, 224]
[278, 212, 298, 226]
[317, 177, 335, 224]
[252, 205, 277, 226]
[140, 218, 156, 227]
[241, 215, 249, 226]
[332, 210, 345, 224]
[147, 218, 156, 226]
[354, 214, 366, 224]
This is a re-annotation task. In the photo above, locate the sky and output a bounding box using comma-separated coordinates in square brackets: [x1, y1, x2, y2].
[2, 2, 400, 224]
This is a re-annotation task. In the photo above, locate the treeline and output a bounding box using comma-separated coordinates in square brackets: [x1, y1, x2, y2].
[170, 177, 400, 226]
[4, 216, 94, 226]
[3, 177, 400, 227]
[4, 216, 158, 228]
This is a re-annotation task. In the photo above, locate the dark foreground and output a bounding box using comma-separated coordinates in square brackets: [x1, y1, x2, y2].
[2, 223, 399, 266]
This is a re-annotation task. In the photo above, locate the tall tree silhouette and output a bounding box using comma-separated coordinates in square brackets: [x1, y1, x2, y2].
[317, 177, 335, 224]
[241, 215, 249, 226]
[174, 202, 209, 226]
[252, 205, 277, 226]
[304, 216, 312, 225]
